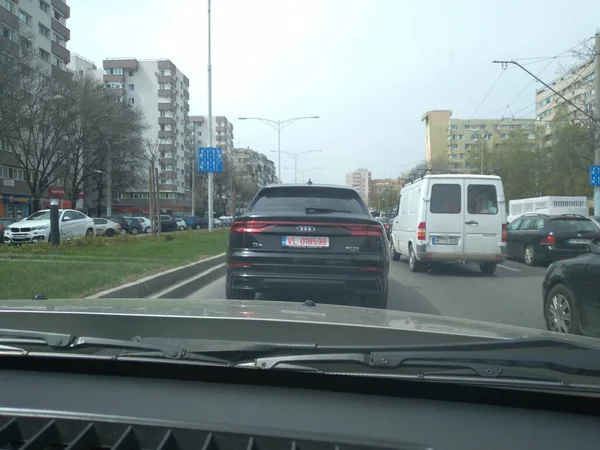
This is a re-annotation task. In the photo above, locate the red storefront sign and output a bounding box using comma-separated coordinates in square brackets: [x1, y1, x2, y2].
[49, 187, 65, 197]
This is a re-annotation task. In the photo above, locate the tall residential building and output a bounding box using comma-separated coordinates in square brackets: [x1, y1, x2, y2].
[535, 59, 595, 137]
[345, 168, 371, 204]
[189, 115, 235, 154]
[233, 148, 277, 187]
[421, 110, 536, 170]
[0, 0, 71, 80]
[0, 0, 72, 219]
[67, 53, 102, 81]
[102, 58, 192, 215]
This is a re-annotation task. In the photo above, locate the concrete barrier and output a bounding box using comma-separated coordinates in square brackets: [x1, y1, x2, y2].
[87, 253, 226, 299]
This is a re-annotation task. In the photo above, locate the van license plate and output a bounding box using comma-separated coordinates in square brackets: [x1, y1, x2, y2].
[282, 236, 330, 248]
[432, 237, 458, 245]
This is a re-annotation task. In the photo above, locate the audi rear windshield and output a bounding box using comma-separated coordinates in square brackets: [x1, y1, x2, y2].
[248, 187, 367, 214]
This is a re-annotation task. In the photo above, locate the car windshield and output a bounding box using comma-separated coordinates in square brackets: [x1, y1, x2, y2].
[3, 0, 600, 395]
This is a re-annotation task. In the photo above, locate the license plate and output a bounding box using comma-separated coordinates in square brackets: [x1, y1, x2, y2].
[282, 236, 330, 248]
[432, 237, 458, 245]
[12, 236, 27, 240]
[568, 239, 590, 245]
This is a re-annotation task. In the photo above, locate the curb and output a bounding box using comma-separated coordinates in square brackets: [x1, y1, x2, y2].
[149, 262, 226, 299]
[87, 253, 226, 299]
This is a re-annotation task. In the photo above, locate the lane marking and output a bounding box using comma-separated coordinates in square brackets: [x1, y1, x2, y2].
[498, 264, 521, 272]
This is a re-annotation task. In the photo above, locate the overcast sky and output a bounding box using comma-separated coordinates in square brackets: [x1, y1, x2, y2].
[69, 0, 598, 184]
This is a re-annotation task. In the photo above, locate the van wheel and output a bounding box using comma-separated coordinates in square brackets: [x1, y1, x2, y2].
[480, 263, 497, 275]
[390, 238, 400, 261]
[408, 245, 423, 273]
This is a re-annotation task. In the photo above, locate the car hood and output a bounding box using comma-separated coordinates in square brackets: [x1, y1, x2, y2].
[0, 297, 599, 347]
[10, 219, 50, 227]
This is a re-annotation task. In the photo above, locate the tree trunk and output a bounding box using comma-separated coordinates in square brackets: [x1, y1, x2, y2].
[32, 197, 41, 212]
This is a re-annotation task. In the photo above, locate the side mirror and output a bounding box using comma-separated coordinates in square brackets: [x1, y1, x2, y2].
[62, 216, 71, 222]
[588, 239, 600, 255]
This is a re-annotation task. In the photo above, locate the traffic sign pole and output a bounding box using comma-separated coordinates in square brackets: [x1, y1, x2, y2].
[207, 0, 213, 231]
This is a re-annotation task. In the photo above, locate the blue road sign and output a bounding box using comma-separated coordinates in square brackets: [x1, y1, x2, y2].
[198, 147, 223, 173]
[591, 165, 600, 186]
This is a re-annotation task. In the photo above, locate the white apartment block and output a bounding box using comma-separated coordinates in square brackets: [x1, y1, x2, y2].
[102, 58, 193, 214]
[67, 53, 102, 81]
[535, 59, 595, 137]
[189, 115, 235, 155]
[0, 0, 71, 80]
[345, 168, 371, 204]
[233, 148, 277, 187]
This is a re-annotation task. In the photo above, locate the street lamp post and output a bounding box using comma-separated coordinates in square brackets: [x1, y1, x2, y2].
[207, 0, 214, 231]
[93, 169, 111, 216]
[238, 116, 319, 183]
[273, 150, 321, 183]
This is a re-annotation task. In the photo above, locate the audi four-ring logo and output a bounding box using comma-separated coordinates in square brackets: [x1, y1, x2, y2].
[297, 226, 316, 232]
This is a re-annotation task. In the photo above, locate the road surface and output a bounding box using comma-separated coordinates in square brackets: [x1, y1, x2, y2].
[186, 258, 547, 331]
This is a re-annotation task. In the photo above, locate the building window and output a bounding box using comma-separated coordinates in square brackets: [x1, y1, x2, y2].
[128, 84, 134, 91]
[104, 68, 123, 75]
[1, 0, 15, 13]
[18, 9, 31, 26]
[160, 112, 166, 117]
[39, 23, 50, 38]
[39, 0, 49, 13]
[39, 49, 50, 62]
[0, 25, 16, 42]
[128, 98, 134, 106]
[54, 9, 62, 22]
[500, 134, 509, 140]
[128, 71, 134, 77]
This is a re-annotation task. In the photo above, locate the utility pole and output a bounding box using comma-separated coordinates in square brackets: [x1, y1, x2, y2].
[207, 0, 214, 231]
[594, 32, 600, 215]
[106, 142, 112, 216]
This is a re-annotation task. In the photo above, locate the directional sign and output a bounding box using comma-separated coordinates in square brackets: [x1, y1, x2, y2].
[198, 147, 223, 173]
[591, 165, 600, 186]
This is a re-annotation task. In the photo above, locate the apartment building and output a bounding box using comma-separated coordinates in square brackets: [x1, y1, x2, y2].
[0, 0, 71, 219]
[67, 53, 102, 81]
[345, 168, 371, 204]
[233, 148, 277, 187]
[535, 59, 595, 137]
[101, 58, 192, 215]
[422, 110, 536, 170]
[189, 115, 235, 154]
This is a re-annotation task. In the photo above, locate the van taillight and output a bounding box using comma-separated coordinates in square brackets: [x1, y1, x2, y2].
[541, 234, 555, 246]
[417, 222, 426, 241]
[502, 224, 507, 242]
[230, 221, 274, 233]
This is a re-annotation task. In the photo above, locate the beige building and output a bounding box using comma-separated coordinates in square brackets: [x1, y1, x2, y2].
[535, 59, 595, 138]
[345, 168, 371, 204]
[422, 110, 536, 170]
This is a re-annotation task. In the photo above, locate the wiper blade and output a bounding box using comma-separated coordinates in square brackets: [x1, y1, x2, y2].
[305, 207, 352, 214]
[243, 338, 600, 381]
[0, 328, 229, 364]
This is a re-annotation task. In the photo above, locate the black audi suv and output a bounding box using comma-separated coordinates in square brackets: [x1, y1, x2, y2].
[226, 184, 389, 309]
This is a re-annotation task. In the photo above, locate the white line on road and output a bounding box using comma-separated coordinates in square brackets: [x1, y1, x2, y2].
[498, 264, 522, 272]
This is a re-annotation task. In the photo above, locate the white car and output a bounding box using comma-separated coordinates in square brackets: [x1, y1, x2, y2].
[175, 218, 187, 231]
[132, 217, 152, 234]
[3, 209, 96, 244]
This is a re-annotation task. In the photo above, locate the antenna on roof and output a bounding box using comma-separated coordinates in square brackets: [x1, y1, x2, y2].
[307, 178, 313, 185]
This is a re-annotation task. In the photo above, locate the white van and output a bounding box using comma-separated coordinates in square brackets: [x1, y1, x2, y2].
[389, 174, 507, 275]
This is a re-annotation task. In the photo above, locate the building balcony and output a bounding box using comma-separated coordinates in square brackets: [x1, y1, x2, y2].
[51, 18, 70, 41]
[156, 74, 175, 85]
[104, 87, 124, 97]
[103, 74, 124, 82]
[52, 65, 73, 83]
[103, 58, 138, 71]
[51, 0, 70, 19]
[158, 103, 175, 112]
[0, 37, 20, 58]
[157, 60, 177, 72]
[183, 89, 189, 100]
[159, 157, 176, 166]
[158, 117, 176, 127]
[159, 171, 178, 180]
[0, 7, 19, 30]
[158, 89, 176, 99]
[51, 40, 70, 64]
[158, 131, 176, 140]
[184, 102, 189, 112]
[158, 144, 176, 153]
[183, 75, 190, 87]
[158, 184, 178, 192]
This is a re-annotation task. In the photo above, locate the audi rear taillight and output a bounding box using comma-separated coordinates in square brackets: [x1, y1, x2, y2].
[417, 222, 426, 241]
[230, 221, 275, 233]
[541, 234, 556, 246]
[502, 224, 507, 242]
[347, 224, 385, 237]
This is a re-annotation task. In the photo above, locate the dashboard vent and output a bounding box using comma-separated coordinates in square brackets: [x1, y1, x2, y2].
[0, 415, 400, 450]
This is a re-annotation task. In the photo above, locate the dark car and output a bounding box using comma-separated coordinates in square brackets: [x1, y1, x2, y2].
[124, 217, 143, 234]
[154, 214, 178, 232]
[0, 218, 16, 243]
[226, 184, 390, 308]
[542, 236, 600, 336]
[376, 216, 391, 239]
[106, 216, 131, 234]
[507, 213, 600, 266]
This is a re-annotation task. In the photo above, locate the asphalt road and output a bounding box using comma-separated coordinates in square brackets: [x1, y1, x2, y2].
[187, 258, 547, 331]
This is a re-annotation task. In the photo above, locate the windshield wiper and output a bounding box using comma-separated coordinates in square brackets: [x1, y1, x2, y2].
[305, 207, 352, 214]
[240, 338, 600, 383]
[0, 328, 229, 364]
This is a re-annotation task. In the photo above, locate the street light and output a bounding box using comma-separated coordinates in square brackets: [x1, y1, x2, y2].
[93, 169, 111, 215]
[284, 166, 323, 183]
[238, 116, 319, 183]
[272, 149, 321, 183]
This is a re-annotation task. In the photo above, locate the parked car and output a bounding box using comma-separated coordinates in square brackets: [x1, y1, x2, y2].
[184, 216, 208, 230]
[124, 217, 144, 235]
[175, 218, 187, 231]
[154, 215, 178, 232]
[3, 209, 95, 244]
[543, 236, 600, 336]
[132, 217, 152, 234]
[226, 184, 389, 308]
[93, 218, 121, 237]
[390, 174, 507, 275]
[106, 216, 131, 234]
[507, 213, 600, 266]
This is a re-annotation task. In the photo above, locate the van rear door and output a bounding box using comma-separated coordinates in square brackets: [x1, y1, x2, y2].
[463, 180, 503, 256]
[426, 180, 465, 255]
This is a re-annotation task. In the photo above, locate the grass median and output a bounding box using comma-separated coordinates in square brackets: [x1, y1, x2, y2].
[0, 230, 229, 300]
